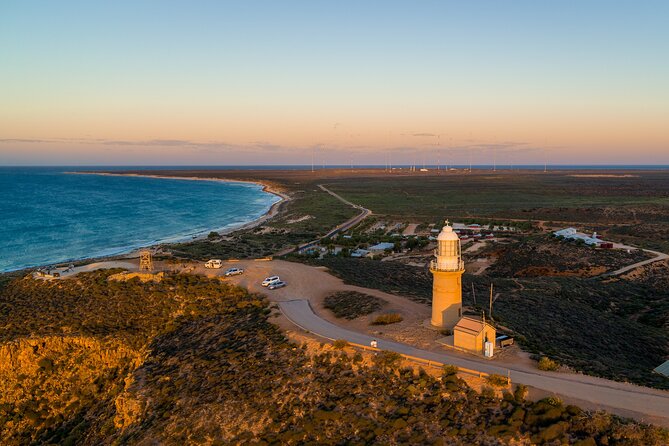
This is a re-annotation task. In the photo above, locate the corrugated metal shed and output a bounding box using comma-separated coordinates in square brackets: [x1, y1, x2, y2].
[653, 360, 669, 377]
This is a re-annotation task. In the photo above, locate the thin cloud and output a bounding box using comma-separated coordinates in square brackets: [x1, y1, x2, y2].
[409, 132, 437, 137]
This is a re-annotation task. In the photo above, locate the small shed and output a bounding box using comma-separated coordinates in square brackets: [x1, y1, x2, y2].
[453, 316, 496, 356]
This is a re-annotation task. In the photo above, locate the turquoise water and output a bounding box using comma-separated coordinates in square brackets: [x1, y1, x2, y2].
[0, 167, 279, 272]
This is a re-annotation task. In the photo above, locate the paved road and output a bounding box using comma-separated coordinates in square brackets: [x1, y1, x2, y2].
[279, 299, 669, 426]
[276, 184, 372, 256]
[609, 245, 668, 276]
[317, 184, 372, 238]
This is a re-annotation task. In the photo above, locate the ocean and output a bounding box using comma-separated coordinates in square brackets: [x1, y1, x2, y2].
[0, 167, 280, 272]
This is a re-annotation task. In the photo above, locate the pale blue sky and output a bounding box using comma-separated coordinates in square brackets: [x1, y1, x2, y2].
[1, 1, 668, 165]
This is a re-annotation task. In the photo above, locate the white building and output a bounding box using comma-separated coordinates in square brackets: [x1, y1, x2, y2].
[553, 228, 601, 246]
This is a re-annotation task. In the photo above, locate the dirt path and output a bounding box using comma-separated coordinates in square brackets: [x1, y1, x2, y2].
[402, 223, 419, 236]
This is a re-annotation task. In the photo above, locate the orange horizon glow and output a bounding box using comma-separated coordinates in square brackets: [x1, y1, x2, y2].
[1, 1, 668, 165]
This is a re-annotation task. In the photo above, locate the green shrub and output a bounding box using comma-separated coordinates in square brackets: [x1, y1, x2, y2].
[442, 365, 459, 377]
[324, 291, 385, 320]
[332, 339, 349, 349]
[371, 313, 403, 325]
[538, 356, 560, 371]
[513, 384, 528, 402]
[485, 373, 509, 387]
[373, 351, 403, 369]
[480, 385, 495, 398]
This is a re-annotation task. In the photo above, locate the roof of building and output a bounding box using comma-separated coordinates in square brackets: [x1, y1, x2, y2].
[654, 360, 669, 378]
[454, 316, 495, 336]
[369, 242, 395, 251]
[351, 249, 370, 257]
[553, 228, 601, 245]
[554, 227, 577, 236]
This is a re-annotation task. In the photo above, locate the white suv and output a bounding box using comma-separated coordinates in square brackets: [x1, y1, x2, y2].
[205, 259, 223, 269]
[261, 276, 280, 287]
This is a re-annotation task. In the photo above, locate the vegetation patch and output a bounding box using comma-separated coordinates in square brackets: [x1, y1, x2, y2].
[486, 234, 651, 278]
[323, 291, 386, 319]
[296, 257, 433, 304]
[371, 313, 404, 325]
[538, 356, 561, 371]
[486, 374, 510, 387]
[0, 270, 667, 444]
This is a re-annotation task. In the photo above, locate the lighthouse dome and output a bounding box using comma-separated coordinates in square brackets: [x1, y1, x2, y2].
[437, 225, 460, 241]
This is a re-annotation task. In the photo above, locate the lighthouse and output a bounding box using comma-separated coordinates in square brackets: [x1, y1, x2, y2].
[430, 221, 464, 329]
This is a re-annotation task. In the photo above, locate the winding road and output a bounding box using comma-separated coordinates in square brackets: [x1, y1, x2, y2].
[277, 184, 372, 255]
[317, 184, 372, 238]
[608, 245, 669, 276]
[279, 299, 669, 427]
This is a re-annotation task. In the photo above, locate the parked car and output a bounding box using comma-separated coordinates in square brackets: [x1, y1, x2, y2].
[224, 267, 244, 277]
[261, 276, 281, 287]
[267, 281, 287, 290]
[205, 259, 223, 269]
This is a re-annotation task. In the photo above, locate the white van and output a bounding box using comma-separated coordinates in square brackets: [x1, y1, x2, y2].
[205, 259, 223, 269]
[261, 276, 280, 287]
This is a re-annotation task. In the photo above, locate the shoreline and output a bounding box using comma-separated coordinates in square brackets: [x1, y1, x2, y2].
[1, 172, 289, 274]
[71, 171, 290, 239]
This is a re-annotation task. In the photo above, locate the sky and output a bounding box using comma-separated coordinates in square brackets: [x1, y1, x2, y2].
[1, 1, 668, 166]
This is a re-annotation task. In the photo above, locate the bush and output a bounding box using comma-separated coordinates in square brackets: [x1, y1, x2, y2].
[371, 313, 403, 325]
[514, 384, 528, 402]
[538, 356, 560, 371]
[442, 365, 459, 377]
[324, 291, 385, 320]
[373, 351, 403, 369]
[480, 385, 496, 398]
[485, 373, 509, 387]
[332, 339, 349, 349]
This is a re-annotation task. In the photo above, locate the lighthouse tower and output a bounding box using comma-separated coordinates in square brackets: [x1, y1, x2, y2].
[430, 221, 464, 329]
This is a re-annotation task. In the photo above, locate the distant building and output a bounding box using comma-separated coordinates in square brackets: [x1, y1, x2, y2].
[351, 248, 370, 258]
[368, 242, 395, 253]
[553, 227, 601, 246]
[453, 316, 496, 356]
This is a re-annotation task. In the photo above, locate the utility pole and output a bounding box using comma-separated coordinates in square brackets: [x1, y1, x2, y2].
[472, 282, 477, 306]
[493, 147, 497, 172]
[489, 283, 494, 320]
